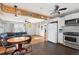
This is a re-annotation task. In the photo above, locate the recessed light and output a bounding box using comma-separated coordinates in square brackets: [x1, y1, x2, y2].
[41, 16, 44, 18]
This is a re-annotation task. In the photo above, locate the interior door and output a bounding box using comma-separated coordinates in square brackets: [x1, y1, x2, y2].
[47, 22, 58, 43]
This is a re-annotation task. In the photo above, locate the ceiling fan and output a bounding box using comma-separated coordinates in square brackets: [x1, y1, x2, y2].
[50, 5, 67, 15]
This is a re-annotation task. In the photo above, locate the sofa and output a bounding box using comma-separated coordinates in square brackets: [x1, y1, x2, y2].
[0, 32, 27, 39]
[0, 32, 28, 46]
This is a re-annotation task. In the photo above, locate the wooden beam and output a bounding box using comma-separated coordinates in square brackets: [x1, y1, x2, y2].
[2, 4, 48, 20]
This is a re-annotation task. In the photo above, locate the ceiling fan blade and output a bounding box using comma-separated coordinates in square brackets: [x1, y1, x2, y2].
[50, 12, 55, 15]
[50, 12, 53, 15]
[54, 5, 59, 11]
[59, 8, 67, 11]
[58, 12, 60, 14]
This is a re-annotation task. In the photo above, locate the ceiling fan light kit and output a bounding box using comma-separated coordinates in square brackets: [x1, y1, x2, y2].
[50, 5, 67, 16]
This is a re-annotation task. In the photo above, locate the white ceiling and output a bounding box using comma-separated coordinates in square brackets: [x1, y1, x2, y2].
[4, 3, 79, 17]
[2, 3, 79, 23]
[0, 13, 44, 23]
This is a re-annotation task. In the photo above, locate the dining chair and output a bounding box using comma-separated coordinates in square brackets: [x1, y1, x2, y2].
[0, 33, 16, 54]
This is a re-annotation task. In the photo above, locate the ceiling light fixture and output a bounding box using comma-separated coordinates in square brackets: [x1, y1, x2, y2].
[14, 5, 18, 16]
[41, 16, 44, 19]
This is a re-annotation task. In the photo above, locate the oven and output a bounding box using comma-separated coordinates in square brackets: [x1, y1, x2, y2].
[63, 32, 79, 49]
[64, 35, 79, 45]
[63, 18, 79, 50]
[65, 36, 76, 42]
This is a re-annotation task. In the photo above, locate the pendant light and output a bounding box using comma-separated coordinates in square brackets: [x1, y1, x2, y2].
[14, 5, 18, 16]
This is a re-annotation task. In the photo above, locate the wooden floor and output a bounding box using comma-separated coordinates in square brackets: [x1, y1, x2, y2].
[0, 35, 79, 55]
[27, 42, 79, 55]
[0, 42, 79, 55]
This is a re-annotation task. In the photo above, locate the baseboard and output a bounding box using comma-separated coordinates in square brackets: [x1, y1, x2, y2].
[47, 41, 78, 50]
[47, 41, 58, 44]
[57, 43, 79, 50]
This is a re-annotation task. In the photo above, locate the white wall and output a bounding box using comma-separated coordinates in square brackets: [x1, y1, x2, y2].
[35, 17, 58, 36]
[25, 23, 36, 35]
[35, 22, 46, 36]
[0, 21, 4, 33]
[4, 22, 14, 32]
[58, 17, 65, 44]
[35, 20, 49, 36]
[65, 12, 79, 20]
[0, 20, 14, 33]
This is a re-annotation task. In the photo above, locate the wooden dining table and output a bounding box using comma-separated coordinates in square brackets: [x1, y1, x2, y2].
[7, 37, 30, 55]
